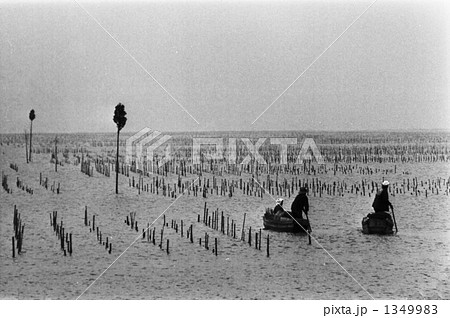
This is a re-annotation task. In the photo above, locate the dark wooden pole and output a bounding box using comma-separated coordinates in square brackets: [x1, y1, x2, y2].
[152, 228, 156, 245]
[29, 120, 33, 162]
[25, 130, 29, 163]
[69, 233, 73, 255]
[241, 213, 246, 241]
[54, 137, 58, 172]
[115, 128, 119, 194]
[215, 237, 218, 256]
[259, 229, 262, 250]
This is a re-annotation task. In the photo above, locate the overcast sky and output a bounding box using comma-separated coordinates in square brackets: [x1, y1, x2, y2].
[0, 0, 449, 133]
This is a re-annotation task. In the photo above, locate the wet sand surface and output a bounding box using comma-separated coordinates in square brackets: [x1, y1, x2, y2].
[1, 136, 449, 300]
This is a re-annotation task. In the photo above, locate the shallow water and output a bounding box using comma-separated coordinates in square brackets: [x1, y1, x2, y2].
[0, 141, 449, 300]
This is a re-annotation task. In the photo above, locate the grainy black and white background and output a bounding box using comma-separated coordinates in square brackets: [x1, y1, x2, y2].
[0, 0, 449, 301]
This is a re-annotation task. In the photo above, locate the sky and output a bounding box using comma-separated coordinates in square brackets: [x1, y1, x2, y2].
[0, 0, 449, 133]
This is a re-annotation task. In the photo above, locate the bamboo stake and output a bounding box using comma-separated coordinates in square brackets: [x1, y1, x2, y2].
[241, 213, 246, 241]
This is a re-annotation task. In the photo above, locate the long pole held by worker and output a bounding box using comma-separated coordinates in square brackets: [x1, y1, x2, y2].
[306, 213, 312, 245]
[391, 206, 398, 233]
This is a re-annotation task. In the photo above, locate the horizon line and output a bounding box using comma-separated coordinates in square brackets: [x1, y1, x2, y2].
[1, 128, 449, 135]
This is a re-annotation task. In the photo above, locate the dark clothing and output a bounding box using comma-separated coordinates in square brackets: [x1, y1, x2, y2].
[273, 204, 284, 215]
[291, 193, 309, 218]
[372, 189, 393, 213]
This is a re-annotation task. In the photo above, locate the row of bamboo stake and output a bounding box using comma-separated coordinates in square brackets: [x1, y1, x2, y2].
[49, 211, 73, 256]
[12, 205, 25, 257]
[200, 203, 271, 256]
[39, 172, 61, 194]
[84, 206, 112, 254]
[16, 176, 34, 194]
[124, 168, 449, 201]
[122, 206, 271, 257]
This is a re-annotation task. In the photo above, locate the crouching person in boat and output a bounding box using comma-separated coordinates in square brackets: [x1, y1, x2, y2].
[273, 198, 287, 219]
[371, 180, 393, 219]
[291, 187, 309, 219]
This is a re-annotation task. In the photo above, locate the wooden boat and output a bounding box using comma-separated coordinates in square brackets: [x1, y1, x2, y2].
[263, 209, 310, 233]
[362, 211, 394, 235]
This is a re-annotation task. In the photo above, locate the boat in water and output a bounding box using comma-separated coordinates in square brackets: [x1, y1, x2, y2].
[362, 211, 394, 235]
[263, 208, 310, 233]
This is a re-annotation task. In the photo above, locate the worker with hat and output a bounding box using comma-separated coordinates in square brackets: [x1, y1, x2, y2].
[372, 180, 393, 214]
[291, 187, 309, 219]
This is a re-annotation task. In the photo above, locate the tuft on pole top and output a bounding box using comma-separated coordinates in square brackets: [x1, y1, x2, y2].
[113, 103, 127, 131]
[29, 109, 36, 121]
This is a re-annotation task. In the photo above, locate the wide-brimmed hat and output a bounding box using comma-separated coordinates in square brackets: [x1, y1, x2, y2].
[299, 187, 308, 194]
[382, 180, 390, 187]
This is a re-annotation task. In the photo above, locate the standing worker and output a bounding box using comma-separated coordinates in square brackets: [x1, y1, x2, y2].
[372, 180, 393, 215]
[291, 187, 309, 219]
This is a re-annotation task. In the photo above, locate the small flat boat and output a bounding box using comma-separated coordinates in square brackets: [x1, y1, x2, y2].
[362, 211, 394, 235]
[263, 209, 310, 233]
